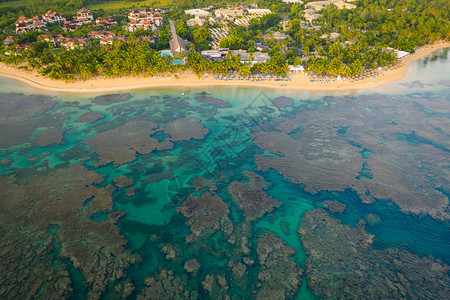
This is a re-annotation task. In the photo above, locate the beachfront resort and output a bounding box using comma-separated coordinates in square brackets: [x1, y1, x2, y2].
[0, 0, 448, 84]
[0, 2, 450, 298]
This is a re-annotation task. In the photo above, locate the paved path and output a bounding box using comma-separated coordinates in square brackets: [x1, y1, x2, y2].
[169, 20, 176, 38]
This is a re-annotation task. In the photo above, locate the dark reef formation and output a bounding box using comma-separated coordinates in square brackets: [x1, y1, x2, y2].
[76, 111, 104, 123]
[323, 200, 346, 213]
[113, 176, 134, 188]
[85, 121, 170, 166]
[161, 117, 209, 141]
[35, 129, 65, 146]
[298, 209, 450, 299]
[229, 171, 281, 220]
[177, 192, 231, 243]
[0, 165, 140, 299]
[271, 96, 293, 107]
[253, 94, 449, 220]
[256, 232, 303, 299]
[0, 93, 59, 148]
[137, 269, 197, 300]
[195, 94, 231, 108]
[92, 93, 131, 105]
[1, 84, 449, 300]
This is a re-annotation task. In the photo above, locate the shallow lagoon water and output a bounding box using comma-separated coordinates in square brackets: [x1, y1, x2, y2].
[0, 49, 449, 299]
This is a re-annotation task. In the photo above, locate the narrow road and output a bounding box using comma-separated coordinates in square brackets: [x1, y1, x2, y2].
[169, 19, 176, 38]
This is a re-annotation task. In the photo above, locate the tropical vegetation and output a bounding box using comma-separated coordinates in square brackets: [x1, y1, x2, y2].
[0, 0, 448, 80]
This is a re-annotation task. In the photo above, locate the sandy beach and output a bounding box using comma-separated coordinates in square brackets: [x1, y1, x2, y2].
[0, 41, 448, 93]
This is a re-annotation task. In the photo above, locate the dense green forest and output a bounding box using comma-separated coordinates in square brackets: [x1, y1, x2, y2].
[0, 0, 448, 79]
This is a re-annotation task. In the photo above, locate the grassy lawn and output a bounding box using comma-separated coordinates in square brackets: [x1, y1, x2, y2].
[0, 0, 172, 10]
[86, 0, 172, 10]
[0, 0, 61, 8]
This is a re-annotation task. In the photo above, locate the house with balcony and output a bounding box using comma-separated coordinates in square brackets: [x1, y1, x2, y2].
[42, 10, 66, 23]
[15, 16, 46, 33]
[76, 8, 94, 20]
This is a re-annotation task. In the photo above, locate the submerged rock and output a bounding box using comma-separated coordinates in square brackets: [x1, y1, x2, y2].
[35, 129, 65, 147]
[229, 179, 280, 220]
[138, 269, 197, 300]
[298, 209, 450, 299]
[92, 93, 131, 105]
[125, 188, 136, 197]
[365, 213, 381, 225]
[0, 93, 55, 124]
[202, 274, 215, 293]
[323, 200, 346, 213]
[113, 176, 134, 188]
[85, 121, 168, 166]
[195, 94, 231, 108]
[0, 93, 63, 149]
[0, 158, 12, 166]
[76, 111, 104, 123]
[253, 93, 450, 220]
[184, 259, 201, 274]
[272, 96, 293, 107]
[114, 282, 135, 298]
[256, 231, 303, 299]
[0, 164, 141, 299]
[161, 117, 209, 141]
[161, 243, 176, 261]
[177, 192, 231, 243]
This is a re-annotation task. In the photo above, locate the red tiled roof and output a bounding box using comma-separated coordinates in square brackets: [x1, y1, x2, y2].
[77, 8, 91, 14]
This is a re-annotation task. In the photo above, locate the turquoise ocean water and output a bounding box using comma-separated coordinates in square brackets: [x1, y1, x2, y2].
[0, 48, 449, 299]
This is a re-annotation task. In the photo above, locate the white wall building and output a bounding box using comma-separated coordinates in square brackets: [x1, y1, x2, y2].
[185, 9, 212, 17]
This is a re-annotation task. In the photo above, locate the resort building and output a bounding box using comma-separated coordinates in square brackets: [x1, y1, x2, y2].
[126, 9, 163, 32]
[95, 17, 117, 28]
[60, 17, 92, 32]
[304, 9, 322, 22]
[138, 36, 158, 43]
[128, 8, 152, 20]
[201, 48, 229, 60]
[186, 16, 207, 27]
[87, 30, 115, 39]
[234, 17, 253, 27]
[38, 34, 65, 46]
[76, 8, 94, 20]
[246, 9, 272, 16]
[128, 9, 163, 25]
[302, 24, 322, 31]
[126, 19, 159, 32]
[233, 9, 272, 28]
[288, 65, 305, 73]
[265, 31, 291, 42]
[280, 20, 291, 31]
[62, 37, 90, 49]
[230, 50, 270, 64]
[320, 32, 340, 40]
[99, 36, 128, 46]
[169, 34, 188, 56]
[394, 50, 410, 60]
[306, 1, 357, 11]
[208, 17, 221, 25]
[15, 16, 46, 33]
[16, 43, 33, 50]
[42, 10, 66, 23]
[185, 9, 211, 18]
[209, 27, 229, 49]
[386, 47, 410, 60]
[60, 21, 78, 32]
[3, 36, 15, 46]
[214, 8, 244, 19]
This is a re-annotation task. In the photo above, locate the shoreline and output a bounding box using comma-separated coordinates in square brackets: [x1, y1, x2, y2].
[0, 42, 448, 94]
